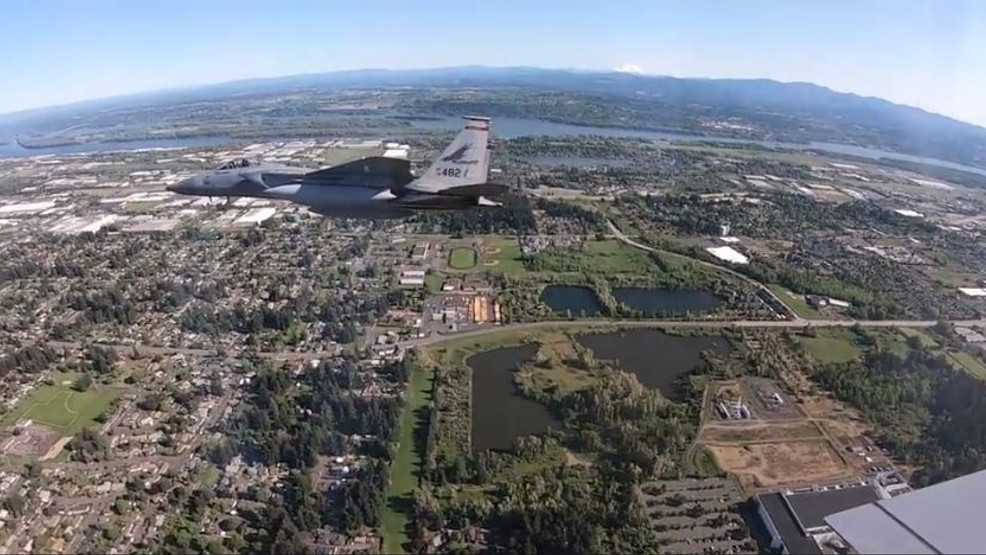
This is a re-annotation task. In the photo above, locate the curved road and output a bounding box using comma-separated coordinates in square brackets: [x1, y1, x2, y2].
[605, 219, 798, 320]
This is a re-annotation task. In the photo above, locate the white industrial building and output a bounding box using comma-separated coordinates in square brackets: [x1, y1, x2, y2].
[706, 246, 750, 265]
[958, 287, 986, 297]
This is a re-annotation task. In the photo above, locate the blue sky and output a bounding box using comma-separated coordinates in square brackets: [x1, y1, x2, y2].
[3, 0, 985, 125]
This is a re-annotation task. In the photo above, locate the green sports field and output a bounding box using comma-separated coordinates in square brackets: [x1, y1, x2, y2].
[448, 247, 478, 270]
[1, 373, 120, 435]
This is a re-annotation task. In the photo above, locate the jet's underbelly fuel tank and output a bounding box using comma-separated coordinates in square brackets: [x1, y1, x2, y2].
[262, 183, 380, 207]
[263, 183, 409, 218]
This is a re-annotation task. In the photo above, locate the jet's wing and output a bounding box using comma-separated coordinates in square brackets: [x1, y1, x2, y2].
[303, 156, 413, 182]
[404, 116, 492, 195]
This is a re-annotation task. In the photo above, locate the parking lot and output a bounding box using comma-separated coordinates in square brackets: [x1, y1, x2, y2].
[640, 477, 757, 554]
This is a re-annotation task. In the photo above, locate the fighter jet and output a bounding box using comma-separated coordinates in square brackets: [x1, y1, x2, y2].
[167, 116, 505, 219]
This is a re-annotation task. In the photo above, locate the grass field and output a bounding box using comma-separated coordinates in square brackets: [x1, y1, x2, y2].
[482, 236, 527, 275]
[382, 363, 435, 554]
[0, 373, 120, 435]
[946, 350, 986, 381]
[768, 285, 826, 320]
[875, 331, 910, 358]
[424, 273, 444, 294]
[448, 247, 478, 270]
[797, 330, 860, 363]
[691, 446, 724, 478]
[579, 239, 654, 273]
[897, 328, 939, 348]
[893, 329, 986, 382]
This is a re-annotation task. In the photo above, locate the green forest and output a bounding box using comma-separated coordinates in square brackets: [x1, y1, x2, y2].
[811, 342, 986, 486]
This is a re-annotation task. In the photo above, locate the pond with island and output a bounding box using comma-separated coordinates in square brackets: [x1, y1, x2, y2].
[469, 329, 732, 451]
[576, 329, 731, 400]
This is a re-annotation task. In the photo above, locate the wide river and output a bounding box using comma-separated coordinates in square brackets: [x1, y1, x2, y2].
[0, 136, 230, 159]
[410, 116, 986, 177]
[3, 115, 984, 178]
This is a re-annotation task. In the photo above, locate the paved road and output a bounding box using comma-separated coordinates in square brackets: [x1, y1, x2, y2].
[46, 319, 984, 357]
[606, 219, 797, 318]
[397, 317, 982, 349]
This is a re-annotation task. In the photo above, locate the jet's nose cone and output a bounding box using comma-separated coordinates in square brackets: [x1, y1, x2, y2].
[168, 177, 198, 195]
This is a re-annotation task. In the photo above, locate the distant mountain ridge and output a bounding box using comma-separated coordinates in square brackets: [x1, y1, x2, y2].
[1, 66, 984, 169]
[0, 66, 979, 130]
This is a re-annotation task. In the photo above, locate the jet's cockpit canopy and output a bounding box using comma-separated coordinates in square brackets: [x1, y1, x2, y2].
[216, 158, 254, 170]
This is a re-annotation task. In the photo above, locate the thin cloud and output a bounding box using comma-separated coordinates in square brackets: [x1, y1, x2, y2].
[614, 63, 644, 75]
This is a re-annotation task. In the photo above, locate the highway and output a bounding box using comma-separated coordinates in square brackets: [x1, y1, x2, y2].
[42, 316, 983, 357]
[397, 317, 981, 349]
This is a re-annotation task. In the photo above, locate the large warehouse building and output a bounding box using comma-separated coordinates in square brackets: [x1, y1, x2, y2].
[756, 482, 881, 554]
[826, 469, 986, 554]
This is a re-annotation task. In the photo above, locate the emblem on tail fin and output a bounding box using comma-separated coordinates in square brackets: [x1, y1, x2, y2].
[440, 144, 479, 165]
[441, 144, 472, 162]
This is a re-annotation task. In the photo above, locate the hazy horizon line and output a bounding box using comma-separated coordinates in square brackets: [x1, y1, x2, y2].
[0, 64, 980, 130]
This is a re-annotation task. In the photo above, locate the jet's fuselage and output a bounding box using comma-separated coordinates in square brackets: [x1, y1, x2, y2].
[167, 116, 502, 219]
[167, 167, 483, 219]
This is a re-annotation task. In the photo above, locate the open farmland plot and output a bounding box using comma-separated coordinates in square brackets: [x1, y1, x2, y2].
[701, 420, 823, 444]
[707, 440, 854, 489]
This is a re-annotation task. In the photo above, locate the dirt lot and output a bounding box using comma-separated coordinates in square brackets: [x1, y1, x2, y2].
[702, 420, 823, 444]
[0, 424, 60, 456]
[708, 440, 856, 489]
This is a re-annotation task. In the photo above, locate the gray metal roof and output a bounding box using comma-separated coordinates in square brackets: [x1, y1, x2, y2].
[826, 504, 935, 554]
[826, 469, 986, 554]
[757, 493, 822, 555]
[785, 485, 880, 531]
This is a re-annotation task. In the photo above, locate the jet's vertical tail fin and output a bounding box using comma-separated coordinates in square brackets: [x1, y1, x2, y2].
[406, 116, 490, 194]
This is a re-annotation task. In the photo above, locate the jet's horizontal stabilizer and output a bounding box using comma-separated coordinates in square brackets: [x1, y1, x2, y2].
[303, 157, 413, 182]
[405, 116, 491, 195]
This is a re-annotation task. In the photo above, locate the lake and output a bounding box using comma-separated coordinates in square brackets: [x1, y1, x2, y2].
[613, 287, 723, 316]
[410, 116, 986, 178]
[540, 285, 603, 316]
[468, 344, 559, 452]
[577, 329, 731, 399]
